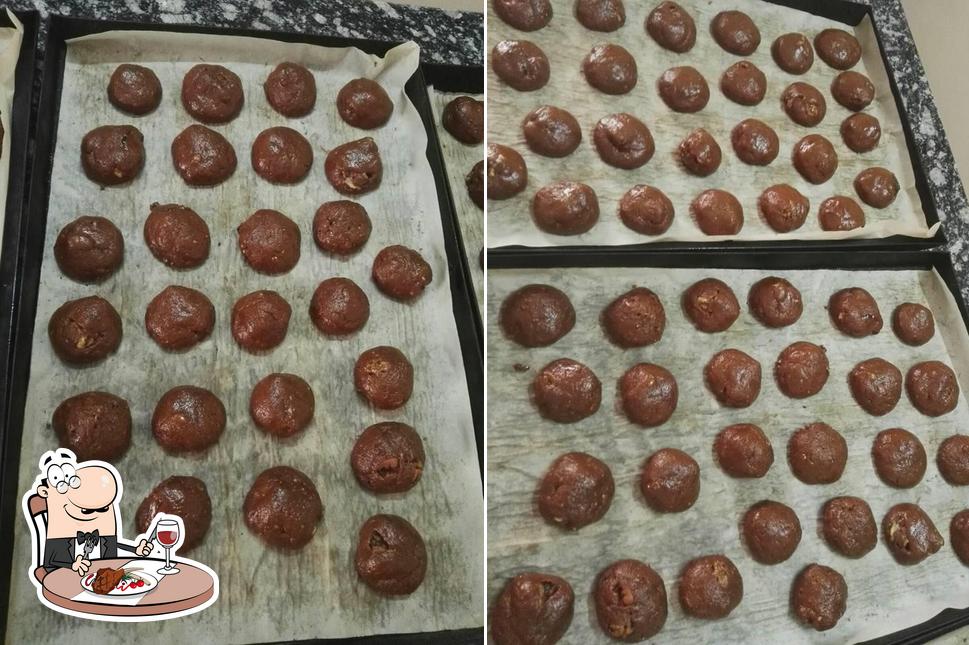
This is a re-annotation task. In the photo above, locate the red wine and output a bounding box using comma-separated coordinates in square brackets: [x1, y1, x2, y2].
[158, 530, 178, 546]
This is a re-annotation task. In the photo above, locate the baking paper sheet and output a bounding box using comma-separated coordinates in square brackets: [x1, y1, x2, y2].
[430, 87, 484, 317]
[488, 265, 969, 643]
[6, 30, 483, 644]
[0, 9, 23, 244]
[486, 0, 938, 246]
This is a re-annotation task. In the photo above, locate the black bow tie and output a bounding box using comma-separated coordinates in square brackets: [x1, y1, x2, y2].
[77, 530, 99, 542]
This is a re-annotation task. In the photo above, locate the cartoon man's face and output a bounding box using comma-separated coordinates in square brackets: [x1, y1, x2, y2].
[38, 461, 119, 539]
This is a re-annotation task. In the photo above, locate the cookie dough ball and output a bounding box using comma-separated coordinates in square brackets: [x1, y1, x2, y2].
[144, 203, 210, 269]
[952, 510, 969, 565]
[793, 134, 838, 184]
[538, 452, 614, 529]
[52, 391, 131, 462]
[500, 284, 575, 347]
[742, 500, 801, 564]
[337, 78, 393, 129]
[522, 105, 582, 157]
[244, 466, 323, 550]
[711, 10, 760, 55]
[892, 302, 934, 345]
[678, 128, 721, 177]
[678, 555, 743, 620]
[872, 428, 926, 488]
[815, 28, 862, 70]
[310, 277, 369, 336]
[819, 196, 865, 231]
[602, 287, 665, 348]
[855, 167, 899, 208]
[371, 245, 433, 300]
[781, 81, 826, 127]
[324, 137, 383, 195]
[720, 61, 766, 106]
[731, 119, 778, 166]
[237, 209, 300, 275]
[107, 64, 162, 115]
[532, 181, 599, 235]
[594, 560, 667, 641]
[937, 435, 969, 485]
[443, 96, 484, 144]
[715, 423, 773, 478]
[593, 113, 654, 169]
[249, 373, 315, 438]
[145, 285, 215, 351]
[488, 143, 528, 199]
[829, 287, 882, 337]
[48, 296, 122, 365]
[54, 216, 124, 282]
[831, 71, 874, 111]
[619, 363, 677, 427]
[136, 476, 211, 552]
[171, 124, 237, 186]
[705, 349, 761, 408]
[791, 564, 847, 631]
[250, 127, 313, 184]
[691, 189, 743, 235]
[758, 184, 809, 233]
[883, 503, 943, 564]
[906, 360, 959, 417]
[491, 40, 550, 91]
[848, 357, 902, 416]
[841, 113, 881, 153]
[351, 422, 425, 494]
[821, 496, 877, 558]
[775, 341, 829, 398]
[576, 0, 625, 32]
[646, 1, 696, 53]
[533, 358, 602, 422]
[657, 66, 709, 113]
[81, 125, 145, 186]
[467, 160, 484, 209]
[493, 0, 552, 31]
[772, 33, 814, 74]
[618, 185, 673, 235]
[355, 514, 426, 595]
[354, 346, 414, 410]
[748, 276, 802, 328]
[181, 63, 243, 123]
[583, 43, 637, 95]
[263, 62, 316, 117]
[152, 385, 225, 453]
[640, 448, 698, 512]
[492, 572, 575, 645]
[682, 278, 739, 333]
[231, 290, 292, 352]
[788, 422, 847, 484]
[312, 200, 372, 255]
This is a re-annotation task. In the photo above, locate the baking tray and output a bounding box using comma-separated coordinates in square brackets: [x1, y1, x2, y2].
[488, 245, 969, 645]
[0, 14, 483, 645]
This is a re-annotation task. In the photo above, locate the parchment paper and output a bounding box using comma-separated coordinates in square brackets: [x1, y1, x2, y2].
[430, 87, 484, 317]
[486, 0, 938, 246]
[488, 265, 969, 643]
[6, 30, 483, 644]
[0, 9, 23, 243]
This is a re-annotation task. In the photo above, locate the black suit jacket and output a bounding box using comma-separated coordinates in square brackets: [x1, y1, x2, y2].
[44, 535, 121, 572]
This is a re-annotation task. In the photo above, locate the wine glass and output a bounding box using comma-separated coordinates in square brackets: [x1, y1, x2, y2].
[155, 518, 180, 575]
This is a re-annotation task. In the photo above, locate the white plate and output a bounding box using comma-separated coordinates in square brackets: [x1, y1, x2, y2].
[80, 569, 158, 596]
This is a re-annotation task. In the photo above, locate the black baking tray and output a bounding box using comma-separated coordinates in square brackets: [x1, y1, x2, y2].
[0, 14, 483, 645]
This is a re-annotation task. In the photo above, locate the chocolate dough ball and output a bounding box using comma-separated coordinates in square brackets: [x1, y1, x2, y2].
[81, 125, 144, 186]
[720, 61, 766, 106]
[952, 511, 969, 565]
[788, 422, 847, 484]
[682, 278, 739, 332]
[793, 134, 838, 184]
[250, 127, 313, 184]
[583, 43, 637, 94]
[136, 476, 211, 552]
[731, 119, 778, 166]
[705, 349, 761, 408]
[491, 40, 550, 91]
[819, 196, 865, 231]
[576, 0, 625, 32]
[355, 514, 426, 595]
[351, 422, 425, 494]
[619, 363, 677, 427]
[593, 113, 654, 169]
[791, 564, 847, 631]
[715, 423, 773, 478]
[772, 33, 814, 74]
[249, 373, 315, 438]
[841, 113, 881, 153]
[748, 276, 802, 328]
[538, 452, 614, 529]
[602, 287, 665, 347]
[657, 66, 709, 113]
[488, 143, 528, 199]
[237, 209, 300, 274]
[640, 448, 698, 512]
[372, 245, 433, 300]
[821, 496, 877, 558]
[815, 28, 861, 70]
[691, 189, 743, 235]
[152, 385, 225, 453]
[231, 290, 292, 352]
[145, 285, 215, 351]
[354, 346, 414, 410]
[181, 63, 243, 123]
[678, 555, 743, 619]
[500, 284, 575, 347]
[848, 357, 902, 416]
[48, 296, 122, 364]
[492, 572, 575, 645]
[854, 167, 899, 208]
[832, 71, 874, 111]
[52, 391, 131, 462]
[522, 105, 582, 157]
[872, 428, 926, 488]
[742, 500, 801, 564]
[533, 358, 601, 423]
[678, 128, 720, 177]
[54, 216, 124, 282]
[775, 341, 829, 398]
[493, 0, 552, 31]
[244, 466, 323, 550]
[892, 303, 934, 345]
[711, 10, 760, 55]
[618, 185, 673, 235]
[829, 287, 882, 337]
[594, 560, 667, 641]
[781, 82, 826, 127]
[467, 161, 484, 209]
[144, 203, 210, 269]
[313, 200, 372, 255]
[442, 96, 484, 144]
[532, 181, 599, 235]
[937, 435, 969, 485]
[337, 78, 393, 129]
[325, 137, 383, 195]
[646, 1, 696, 53]
[107, 64, 162, 115]
[906, 360, 959, 417]
[264, 62, 316, 117]
[171, 124, 237, 186]
[310, 277, 369, 336]
[882, 503, 943, 564]
[759, 184, 809, 233]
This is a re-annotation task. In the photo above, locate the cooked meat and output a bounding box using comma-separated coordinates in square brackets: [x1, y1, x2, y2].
[92, 567, 125, 594]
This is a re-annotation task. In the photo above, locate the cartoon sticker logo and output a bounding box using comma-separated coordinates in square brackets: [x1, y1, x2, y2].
[21, 449, 219, 622]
